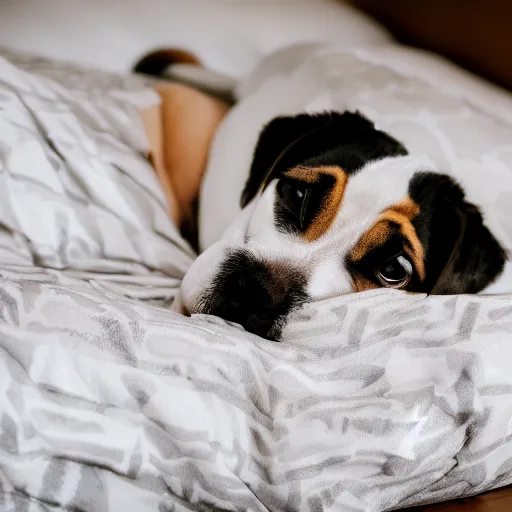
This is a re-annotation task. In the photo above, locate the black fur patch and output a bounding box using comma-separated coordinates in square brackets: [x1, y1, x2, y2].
[241, 111, 407, 208]
[133, 48, 200, 75]
[409, 172, 506, 294]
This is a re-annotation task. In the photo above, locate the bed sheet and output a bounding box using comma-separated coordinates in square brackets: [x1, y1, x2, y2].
[1, 50, 512, 512]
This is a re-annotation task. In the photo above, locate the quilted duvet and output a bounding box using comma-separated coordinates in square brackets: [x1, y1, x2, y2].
[2, 49, 512, 512]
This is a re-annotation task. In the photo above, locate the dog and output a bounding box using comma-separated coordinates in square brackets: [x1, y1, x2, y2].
[180, 111, 506, 340]
[136, 53, 507, 342]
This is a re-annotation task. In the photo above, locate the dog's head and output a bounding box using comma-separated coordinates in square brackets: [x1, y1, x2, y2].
[181, 112, 506, 340]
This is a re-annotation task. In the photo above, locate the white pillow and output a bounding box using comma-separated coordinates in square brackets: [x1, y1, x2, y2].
[0, 0, 390, 79]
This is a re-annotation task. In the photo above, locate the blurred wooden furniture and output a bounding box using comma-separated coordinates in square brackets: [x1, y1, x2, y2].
[403, 486, 512, 511]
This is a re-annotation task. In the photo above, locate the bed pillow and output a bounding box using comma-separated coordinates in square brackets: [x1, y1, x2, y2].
[0, 0, 390, 79]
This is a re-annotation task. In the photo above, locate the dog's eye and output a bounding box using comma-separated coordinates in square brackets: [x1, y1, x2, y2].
[276, 179, 311, 228]
[277, 180, 306, 212]
[376, 254, 413, 288]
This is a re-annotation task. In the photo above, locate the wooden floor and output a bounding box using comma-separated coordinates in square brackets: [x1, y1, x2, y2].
[404, 486, 512, 511]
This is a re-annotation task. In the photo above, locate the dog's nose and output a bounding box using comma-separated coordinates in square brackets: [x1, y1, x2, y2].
[219, 275, 277, 339]
[199, 250, 308, 341]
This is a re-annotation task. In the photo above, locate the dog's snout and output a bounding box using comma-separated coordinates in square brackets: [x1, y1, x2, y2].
[213, 271, 278, 339]
[198, 251, 308, 341]
[225, 276, 247, 308]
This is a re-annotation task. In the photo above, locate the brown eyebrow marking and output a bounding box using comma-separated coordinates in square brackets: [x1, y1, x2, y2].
[350, 197, 426, 281]
[284, 165, 348, 242]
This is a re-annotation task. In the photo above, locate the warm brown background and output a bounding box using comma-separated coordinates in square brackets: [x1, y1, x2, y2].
[351, 0, 512, 92]
[348, 1, 512, 510]
[403, 486, 512, 511]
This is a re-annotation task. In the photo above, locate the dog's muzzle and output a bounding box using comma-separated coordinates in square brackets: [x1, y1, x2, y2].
[197, 250, 307, 340]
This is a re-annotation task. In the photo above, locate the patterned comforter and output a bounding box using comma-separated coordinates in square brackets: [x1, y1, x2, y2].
[1, 51, 512, 512]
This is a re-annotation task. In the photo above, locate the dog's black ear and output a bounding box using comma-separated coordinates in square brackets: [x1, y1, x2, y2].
[409, 172, 506, 294]
[241, 114, 328, 207]
[241, 111, 407, 208]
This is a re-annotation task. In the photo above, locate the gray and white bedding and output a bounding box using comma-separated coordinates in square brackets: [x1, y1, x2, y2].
[2, 46, 512, 512]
